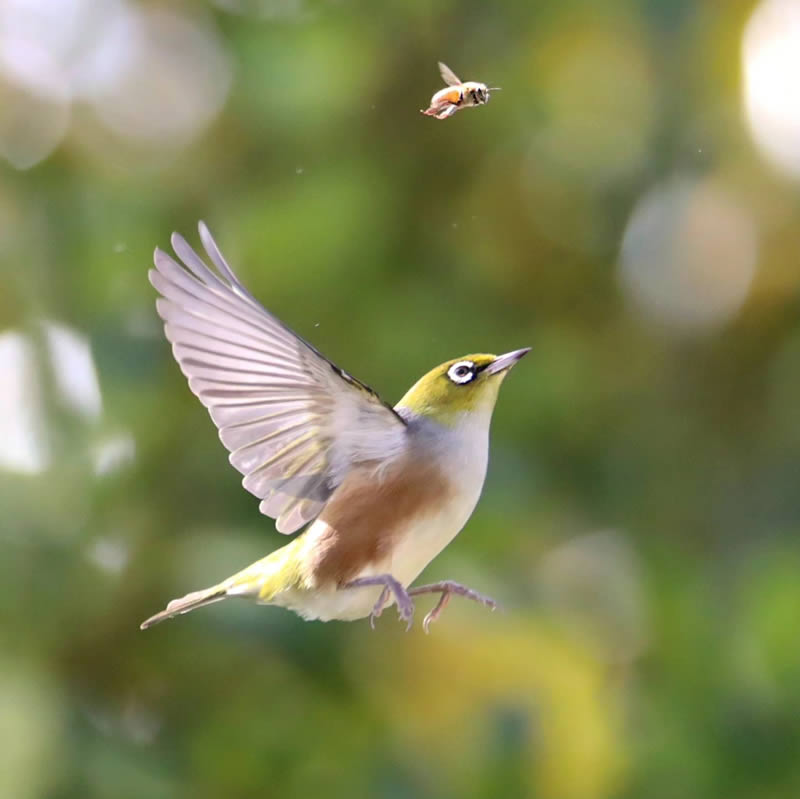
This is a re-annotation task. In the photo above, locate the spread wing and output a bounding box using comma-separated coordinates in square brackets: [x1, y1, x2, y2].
[149, 222, 408, 534]
[438, 62, 462, 86]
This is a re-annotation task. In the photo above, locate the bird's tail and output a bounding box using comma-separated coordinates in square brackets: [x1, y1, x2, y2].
[140, 584, 228, 630]
[139, 539, 305, 630]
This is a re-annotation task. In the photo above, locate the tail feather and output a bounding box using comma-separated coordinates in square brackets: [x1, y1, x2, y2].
[139, 542, 302, 630]
[140, 586, 227, 630]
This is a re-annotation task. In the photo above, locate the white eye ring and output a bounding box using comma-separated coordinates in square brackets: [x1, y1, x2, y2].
[447, 360, 476, 384]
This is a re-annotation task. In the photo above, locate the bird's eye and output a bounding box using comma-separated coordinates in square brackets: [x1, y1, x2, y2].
[447, 361, 476, 384]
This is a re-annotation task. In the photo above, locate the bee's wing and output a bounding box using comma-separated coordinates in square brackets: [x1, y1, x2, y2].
[150, 223, 408, 534]
[438, 62, 462, 86]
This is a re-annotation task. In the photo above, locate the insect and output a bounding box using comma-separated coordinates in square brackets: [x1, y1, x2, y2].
[420, 62, 500, 120]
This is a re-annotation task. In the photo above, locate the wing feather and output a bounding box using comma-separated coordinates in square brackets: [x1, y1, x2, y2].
[150, 223, 408, 534]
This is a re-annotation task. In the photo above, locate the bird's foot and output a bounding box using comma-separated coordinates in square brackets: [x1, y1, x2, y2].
[408, 580, 498, 633]
[345, 574, 414, 631]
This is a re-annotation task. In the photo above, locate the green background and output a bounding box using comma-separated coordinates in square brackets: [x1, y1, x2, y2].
[3, 1, 800, 797]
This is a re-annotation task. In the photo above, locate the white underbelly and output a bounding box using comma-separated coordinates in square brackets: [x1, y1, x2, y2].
[271, 490, 482, 622]
[269, 417, 490, 623]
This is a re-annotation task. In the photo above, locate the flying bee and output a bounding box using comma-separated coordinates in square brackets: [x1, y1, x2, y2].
[420, 62, 500, 120]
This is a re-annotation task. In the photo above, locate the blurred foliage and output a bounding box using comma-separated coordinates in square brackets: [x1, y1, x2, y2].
[2, 0, 800, 797]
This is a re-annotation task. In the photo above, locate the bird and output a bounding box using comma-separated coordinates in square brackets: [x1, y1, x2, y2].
[140, 223, 529, 633]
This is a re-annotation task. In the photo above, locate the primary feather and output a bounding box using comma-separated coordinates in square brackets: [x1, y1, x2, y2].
[149, 223, 408, 534]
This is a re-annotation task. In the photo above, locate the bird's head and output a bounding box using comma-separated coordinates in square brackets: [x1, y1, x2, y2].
[396, 348, 530, 427]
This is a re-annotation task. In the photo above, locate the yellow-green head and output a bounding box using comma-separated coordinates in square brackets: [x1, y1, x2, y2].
[396, 349, 530, 426]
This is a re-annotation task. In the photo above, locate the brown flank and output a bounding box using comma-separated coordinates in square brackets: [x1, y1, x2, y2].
[311, 457, 452, 586]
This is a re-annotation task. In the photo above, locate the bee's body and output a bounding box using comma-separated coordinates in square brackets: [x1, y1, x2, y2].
[421, 63, 498, 120]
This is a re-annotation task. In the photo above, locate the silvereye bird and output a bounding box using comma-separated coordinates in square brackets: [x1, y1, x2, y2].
[140, 223, 528, 633]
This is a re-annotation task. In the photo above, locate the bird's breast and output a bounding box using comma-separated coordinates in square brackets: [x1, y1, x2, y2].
[382, 484, 483, 586]
[308, 454, 462, 586]
[278, 483, 482, 623]
[273, 426, 489, 621]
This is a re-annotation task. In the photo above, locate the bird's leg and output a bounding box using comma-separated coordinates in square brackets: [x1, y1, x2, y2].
[408, 581, 498, 633]
[344, 574, 414, 631]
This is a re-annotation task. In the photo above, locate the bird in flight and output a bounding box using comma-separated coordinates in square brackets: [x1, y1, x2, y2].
[141, 223, 528, 632]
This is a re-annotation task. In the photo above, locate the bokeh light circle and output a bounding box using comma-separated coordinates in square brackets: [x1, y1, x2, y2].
[743, 0, 800, 179]
[618, 177, 758, 331]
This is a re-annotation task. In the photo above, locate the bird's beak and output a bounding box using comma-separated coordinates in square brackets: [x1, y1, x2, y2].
[484, 347, 531, 375]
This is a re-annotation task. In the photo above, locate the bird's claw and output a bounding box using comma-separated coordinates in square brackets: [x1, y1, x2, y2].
[409, 581, 499, 633]
[369, 584, 414, 631]
[369, 587, 390, 630]
[347, 575, 414, 631]
[422, 591, 450, 634]
[394, 590, 415, 632]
